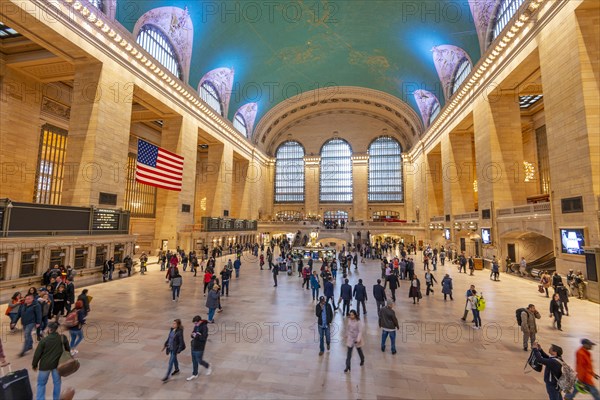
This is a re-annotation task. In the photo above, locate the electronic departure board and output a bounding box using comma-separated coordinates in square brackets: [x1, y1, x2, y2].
[92, 209, 120, 230]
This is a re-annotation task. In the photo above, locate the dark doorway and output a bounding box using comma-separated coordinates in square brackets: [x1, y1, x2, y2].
[507, 243, 516, 263]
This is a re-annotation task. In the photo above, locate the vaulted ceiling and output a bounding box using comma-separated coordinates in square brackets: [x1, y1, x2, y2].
[116, 0, 482, 137]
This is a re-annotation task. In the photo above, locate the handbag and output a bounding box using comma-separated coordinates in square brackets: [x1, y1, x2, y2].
[538, 285, 545, 293]
[524, 350, 543, 373]
[57, 336, 80, 377]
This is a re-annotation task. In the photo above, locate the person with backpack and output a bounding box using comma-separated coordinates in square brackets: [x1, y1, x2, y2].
[186, 315, 212, 380]
[170, 271, 183, 302]
[66, 300, 86, 355]
[467, 289, 481, 329]
[532, 342, 575, 400]
[565, 339, 600, 400]
[519, 304, 542, 351]
[161, 319, 185, 382]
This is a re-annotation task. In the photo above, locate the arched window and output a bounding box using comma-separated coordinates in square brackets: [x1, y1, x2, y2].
[450, 58, 472, 96]
[136, 24, 182, 79]
[275, 141, 305, 203]
[368, 137, 403, 202]
[89, 0, 103, 11]
[320, 139, 352, 203]
[199, 81, 223, 116]
[492, 0, 525, 42]
[429, 101, 441, 125]
[233, 113, 247, 137]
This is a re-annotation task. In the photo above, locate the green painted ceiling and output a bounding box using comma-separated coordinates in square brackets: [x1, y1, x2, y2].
[117, 0, 481, 125]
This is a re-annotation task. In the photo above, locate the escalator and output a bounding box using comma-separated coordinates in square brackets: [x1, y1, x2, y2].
[518, 251, 556, 278]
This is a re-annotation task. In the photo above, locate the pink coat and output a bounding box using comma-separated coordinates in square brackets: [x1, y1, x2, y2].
[345, 318, 363, 348]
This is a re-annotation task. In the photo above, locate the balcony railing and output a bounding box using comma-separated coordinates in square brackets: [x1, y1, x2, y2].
[453, 212, 479, 221]
[497, 202, 551, 217]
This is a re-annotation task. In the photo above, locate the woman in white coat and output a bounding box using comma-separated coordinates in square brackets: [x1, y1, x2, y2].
[344, 309, 365, 372]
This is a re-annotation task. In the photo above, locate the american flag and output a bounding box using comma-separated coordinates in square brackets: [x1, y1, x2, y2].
[135, 139, 184, 191]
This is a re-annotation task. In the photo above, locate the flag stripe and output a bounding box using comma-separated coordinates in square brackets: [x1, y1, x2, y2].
[135, 139, 184, 192]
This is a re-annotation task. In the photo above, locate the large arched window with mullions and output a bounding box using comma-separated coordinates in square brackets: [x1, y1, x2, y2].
[320, 139, 352, 203]
[450, 58, 472, 96]
[233, 113, 247, 137]
[491, 0, 525, 44]
[136, 24, 182, 79]
[275, 141, 305, 203]
[199, 81, 223, 116]
[368, 137, 403, 202]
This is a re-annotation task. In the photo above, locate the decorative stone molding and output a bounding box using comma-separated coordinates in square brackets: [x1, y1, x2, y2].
[235, 103, 258, 138]
[41, 96, 71, 120]
[431, 45, 472, 100]
[133, 6, 193, 82]
[413, 90, 440, 129]
[198, 67, 235, 117]
[468, 0, 498, 53]
[254, 86, 423, 155]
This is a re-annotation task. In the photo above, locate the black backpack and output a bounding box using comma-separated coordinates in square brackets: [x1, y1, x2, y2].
[516, 308, 527, 326]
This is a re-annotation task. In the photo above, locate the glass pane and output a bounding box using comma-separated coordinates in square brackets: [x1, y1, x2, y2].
[136, 25, 182, 79]
[320, 139, 353, 202]
[275, 141, 305, 202]
[368, 137, 403, 202]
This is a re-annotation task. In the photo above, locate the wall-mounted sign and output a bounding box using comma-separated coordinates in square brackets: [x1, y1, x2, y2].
[92, 209, 120, 230]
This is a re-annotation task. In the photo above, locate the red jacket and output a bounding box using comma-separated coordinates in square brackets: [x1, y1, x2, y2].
[576, 346, 595, 385]
[203, 272, 213, 283]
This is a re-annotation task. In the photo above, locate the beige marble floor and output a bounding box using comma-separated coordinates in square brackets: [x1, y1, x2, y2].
[2, 249, 599, 399]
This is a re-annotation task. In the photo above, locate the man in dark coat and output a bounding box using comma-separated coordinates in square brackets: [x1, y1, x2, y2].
[32, 322, 69, 399]
[385, 273, 400, 302]
[353, 279, 368, 315]
[339, 279, 352, 316]
[373, 279, 387, 314]
[532, 342, 564, 400]
[187, 315, 212, 380]
[324, 278, 336, 310]
[315, 296, 334, 356]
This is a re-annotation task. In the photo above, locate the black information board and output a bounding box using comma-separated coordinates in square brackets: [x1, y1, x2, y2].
[92, 209, 121, 230]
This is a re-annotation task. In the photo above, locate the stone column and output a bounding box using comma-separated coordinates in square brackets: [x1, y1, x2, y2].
[425, 151, 443, 217]
[442, 132, 476, 215]
[200, 142, 233, 218]
[62, 62, 133, 207]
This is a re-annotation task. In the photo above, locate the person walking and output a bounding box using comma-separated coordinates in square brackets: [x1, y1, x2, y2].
[302, 265, 311, 290]
[162, 319, 185, 382]
[220, 267, 231, 297]
[310, 271, 321, 301]
[409, 275, 421, 304]
[372, 279, 386, 314]
[531, 342, 565, 400]
[66, 300, 86, 355]
[203, 270, 213, 296]
[344, 310, 364, 372]
[520, 304, 542, 351]
[379, 302, 399, 354]
[441, 274, 453, 301]
[340, 279, 353, 316]
[205, 285, 220, 323]
[272, 263, 279, 287]
[549, 293, 564, 331]
[468, 256, 474, 276]
[384, 273, 400, 303]
[233, 258, 241, 279]
[187, 315, 212, 380]
[353, 279, 368, 316]
[565, 339, 600, 400]
[557, 285, 570, 316]
[13, 293, 41, 357]
[324, 278, 336, 310]
[461, 285, 476, 321]
[552, 272, 564, 293]
[458, 254, 467, 274]
[541, 272, 551, 298]
[32, 322, 69, 400]
[170, 271, 183, 302]
[424, 269, 437, 296]
[315, 296, 333, 356]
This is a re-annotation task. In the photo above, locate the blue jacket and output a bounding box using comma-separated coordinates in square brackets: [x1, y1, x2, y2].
[233, 259, 241, 270]
[353, 284, 368, 301]
[310, 275, 320, 289]
[16, 302, 41, 326]
[533, 348, 562, 387]
[324, 281, 334, 297]
[340, 283, 352, 301]
[442, 277, 453, 294]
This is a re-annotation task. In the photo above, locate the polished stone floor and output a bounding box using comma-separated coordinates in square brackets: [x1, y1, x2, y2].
[2, 249, 599, 399]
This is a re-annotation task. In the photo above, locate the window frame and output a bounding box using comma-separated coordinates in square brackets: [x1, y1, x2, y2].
[200, 81, 223, 116]
[34, 124, 68, 205]
[89, 0, 104, 12]
[95, 246, 107, 267]
[450, 58, 472, 96]
[124, 152, 157, 218]
[367, 136, 404, 203]
[274, 141, 305, 203]
[233, 113, 248, 137]
[490, 0, 526, 46]
[429, 101, 441, 125]
[136, 24, 183, 80]
[20, 251, 38, 278]
[319, 138, 353, 203]
[74, 247, 87, 270]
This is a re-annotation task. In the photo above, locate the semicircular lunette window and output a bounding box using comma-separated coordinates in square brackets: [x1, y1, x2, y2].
[320, 139, 353, 203]
[136, 24, 182, 79]
[275, 141, 305, 203]
[200, 81, 223, 116]
[368, 137, 403, 202]
[450, 58, 472, 96]
[233, 113, 248, 137]
[89, 0, 103, 11]
[491, 0, 525, 44]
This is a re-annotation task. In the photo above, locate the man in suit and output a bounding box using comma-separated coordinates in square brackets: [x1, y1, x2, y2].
[353, 279, 368, 316]
[339, 279, 352, 316]
[324, 278, 336, 309]
[373, 279, 387, 314]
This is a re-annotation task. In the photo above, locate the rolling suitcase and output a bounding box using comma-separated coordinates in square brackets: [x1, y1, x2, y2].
[0, 365, 33, 400]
